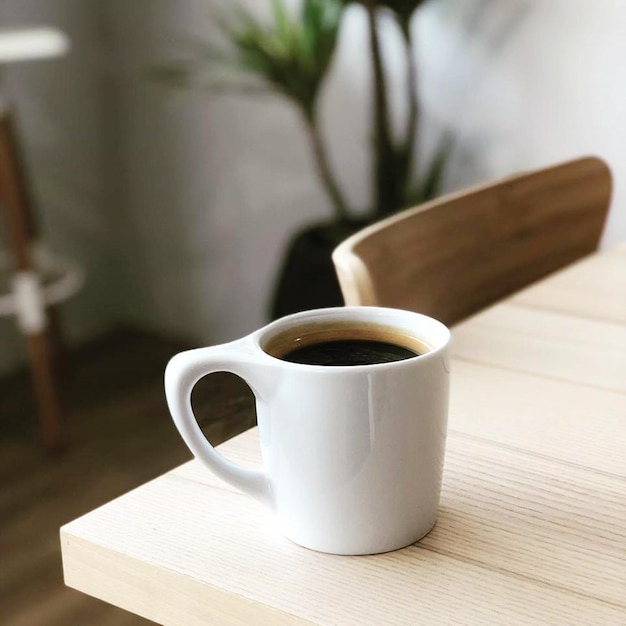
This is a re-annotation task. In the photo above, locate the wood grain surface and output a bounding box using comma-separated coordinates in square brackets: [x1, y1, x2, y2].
[61, 247, 626, 625]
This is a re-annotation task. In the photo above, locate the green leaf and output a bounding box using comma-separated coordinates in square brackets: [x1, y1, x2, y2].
[157, 0, 345, 116]
[150, 0, 350, 219]
[271, 0, 290, 39]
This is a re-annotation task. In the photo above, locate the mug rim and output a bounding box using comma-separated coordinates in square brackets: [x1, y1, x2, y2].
[254, 306, 450, 371]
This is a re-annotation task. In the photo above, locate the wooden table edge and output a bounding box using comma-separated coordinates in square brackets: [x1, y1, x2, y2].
[60, 529, 316, 626]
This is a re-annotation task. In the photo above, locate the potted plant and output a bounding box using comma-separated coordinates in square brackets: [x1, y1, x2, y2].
[153, 0, 450, 319]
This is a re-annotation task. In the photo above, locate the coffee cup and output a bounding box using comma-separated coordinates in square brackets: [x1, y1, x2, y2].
[165, 306, 450, 555]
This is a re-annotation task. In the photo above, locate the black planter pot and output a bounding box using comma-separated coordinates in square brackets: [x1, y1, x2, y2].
[269, 219, 370, 320]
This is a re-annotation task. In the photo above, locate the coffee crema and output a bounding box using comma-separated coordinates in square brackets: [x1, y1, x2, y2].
[264, 321, 430, 367]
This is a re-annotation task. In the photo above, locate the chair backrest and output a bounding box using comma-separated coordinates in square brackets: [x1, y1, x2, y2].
[332, 157, 612, 326]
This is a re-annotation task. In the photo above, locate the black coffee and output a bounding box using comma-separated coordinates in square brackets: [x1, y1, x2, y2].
[279, 338, 420, 366]
[264, 321, 430, 366]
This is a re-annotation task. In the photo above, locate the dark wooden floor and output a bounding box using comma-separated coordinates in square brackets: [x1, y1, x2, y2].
[0, 329, 256, 625]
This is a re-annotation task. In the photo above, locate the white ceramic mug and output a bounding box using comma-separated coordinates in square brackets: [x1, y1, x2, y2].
[165, 306, 450, 555]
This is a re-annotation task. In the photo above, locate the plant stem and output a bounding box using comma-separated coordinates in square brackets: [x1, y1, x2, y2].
[303, 110, 351, 222]
[365, 0, 397, 216]
[398, 16, 419, 202]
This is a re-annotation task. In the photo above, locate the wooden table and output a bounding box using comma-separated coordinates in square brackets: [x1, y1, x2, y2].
[61, 246, 626, 625]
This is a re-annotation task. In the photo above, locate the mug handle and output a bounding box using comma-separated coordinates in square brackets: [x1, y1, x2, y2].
[164, 341, 273, 507]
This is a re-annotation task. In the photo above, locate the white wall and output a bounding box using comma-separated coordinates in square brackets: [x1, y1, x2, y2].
[418, 0, 626, 246]
[1, 0, 625, 373]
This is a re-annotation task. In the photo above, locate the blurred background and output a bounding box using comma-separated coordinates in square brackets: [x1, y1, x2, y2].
[1, 0, 625, 369]
[1, 0, 625, 623]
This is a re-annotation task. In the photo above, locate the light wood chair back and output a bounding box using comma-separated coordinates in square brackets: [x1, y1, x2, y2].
[332, 157, 612, 325]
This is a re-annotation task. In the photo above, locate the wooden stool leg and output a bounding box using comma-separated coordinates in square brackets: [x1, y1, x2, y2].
[0, 108, 68, 450]
[25, 329, 64, 451]
[46, 305, 68, 377]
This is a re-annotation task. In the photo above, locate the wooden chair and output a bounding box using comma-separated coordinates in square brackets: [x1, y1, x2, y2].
[332, 157, 612, 325]
[0, 107, 83, 451]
